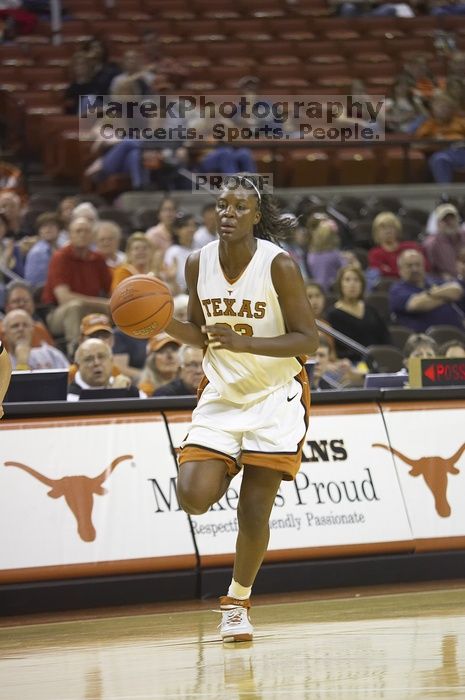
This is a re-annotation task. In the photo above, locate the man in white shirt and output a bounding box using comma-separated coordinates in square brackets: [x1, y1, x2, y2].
[3, 309, 69, 370]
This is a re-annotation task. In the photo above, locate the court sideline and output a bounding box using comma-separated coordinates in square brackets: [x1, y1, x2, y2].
[1, 581, 464, 699]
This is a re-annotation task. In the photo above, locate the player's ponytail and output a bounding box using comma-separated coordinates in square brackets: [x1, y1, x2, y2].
[253, 193, 297, 244]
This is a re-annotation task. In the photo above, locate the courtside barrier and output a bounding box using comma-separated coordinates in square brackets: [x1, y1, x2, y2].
[1, 389, 464, 613]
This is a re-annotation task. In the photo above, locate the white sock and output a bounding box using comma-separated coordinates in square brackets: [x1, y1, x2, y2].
[228, 579, 252, 600]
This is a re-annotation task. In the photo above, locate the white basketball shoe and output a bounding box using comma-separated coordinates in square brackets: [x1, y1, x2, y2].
[218, 596, 254, 643]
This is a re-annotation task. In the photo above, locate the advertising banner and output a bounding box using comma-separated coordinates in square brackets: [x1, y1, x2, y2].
[380, 403, 465, 550]
[166, 405, 413, 563]
[0, 414, 196, 581]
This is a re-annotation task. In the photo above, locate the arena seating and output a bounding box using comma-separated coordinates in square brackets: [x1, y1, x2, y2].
[1, 4, 465, 191]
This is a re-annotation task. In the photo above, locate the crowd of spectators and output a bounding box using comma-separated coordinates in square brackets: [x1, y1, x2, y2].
[1, 187, 465, 401]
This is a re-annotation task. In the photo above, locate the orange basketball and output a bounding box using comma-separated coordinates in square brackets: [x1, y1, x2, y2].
[110, 274, 173, 339]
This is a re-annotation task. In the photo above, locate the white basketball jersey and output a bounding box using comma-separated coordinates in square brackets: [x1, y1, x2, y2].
[197, 238, 302, 404]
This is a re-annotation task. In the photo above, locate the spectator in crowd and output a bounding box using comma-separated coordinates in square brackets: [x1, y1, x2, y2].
[446, 76, 465, 114]
[68, 313, 141, 384]
[153, 344, 203, 397]
[306, 218, 345, 292]
[23, 212, 62, 287]
[403, 333, 439, 363]
[109, 48, 153, 95]
[111, 232, 153, 292]
[385, 76, 426, 134]
[138, 332, 181, 396]
[415, 93, 465, 183]
[431, 2, 465, 15]
[281, 216, 309, 282]
[64, 51, 102, 116]
[0, 212, 23, 291]
[193, 202, 217, 249]
[402, 53, 438, 103]
[305, 281, 336, 357]
[368, 211, 428, 279]
[423, 203, 465, 278]
[0, 160, 23, 195]
[336, 1, 417, 17]
[42, 216, 112, 357]
[95, 220, 125, 270]
[440, 339, 465, 357]
[326, 266, 391, 363]
[83, 37, 120, 95]
[58, 195, 79, 233]
[145, 197, 177, 248]
[389, 248, 464, 331]
[163, 213, 197, 294]
[307, 337, 339, 391]
[3, 309, 69, 370]
[84, 79, 164, 192]
[0, 191, 22, 236]
[71, 201, 99, 224]
[67, 338, 142, 401]
[0, 339, 11, 419]
[0, 280, 55, 348]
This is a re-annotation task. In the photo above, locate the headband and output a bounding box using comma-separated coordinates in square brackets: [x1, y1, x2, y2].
[240, 176, 262, 204]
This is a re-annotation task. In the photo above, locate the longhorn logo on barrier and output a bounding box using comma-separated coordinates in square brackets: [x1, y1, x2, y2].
[4, 455, 133, 541]
[373, 443, 465, 518]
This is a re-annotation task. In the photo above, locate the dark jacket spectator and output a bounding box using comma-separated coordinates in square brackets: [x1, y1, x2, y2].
[389, 248, 464, 331]
[326, 266, 390, 362]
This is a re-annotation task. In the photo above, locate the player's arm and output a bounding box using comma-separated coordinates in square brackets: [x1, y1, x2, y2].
[0, 342, 12, 419]
[204, 253, 319, 357]
[164, 251, 206, 348]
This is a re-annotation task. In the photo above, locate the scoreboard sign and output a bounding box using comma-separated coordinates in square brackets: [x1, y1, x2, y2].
[409, 357, 465, 388]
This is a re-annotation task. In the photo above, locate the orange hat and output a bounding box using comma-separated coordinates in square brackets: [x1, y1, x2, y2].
[147, 332, 181, 353]
[80, 313, 113, 336]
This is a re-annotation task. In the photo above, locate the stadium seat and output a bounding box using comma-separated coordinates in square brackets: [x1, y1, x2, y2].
[287, 149, 332, 188]
[347, 219, 374, 249]
[380, 147, 428, 185]
[389, 325, 411, 352]
[336, 149, 378, 187]
[366, 345, 404, 373]
[426, 326, 465, 347]
[366, 291, 392, 324]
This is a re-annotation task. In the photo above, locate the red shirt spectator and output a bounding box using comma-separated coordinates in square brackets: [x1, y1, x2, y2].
[43, 243, 111, 305]
[368, 211, 429, 278]
[42, 216, 111, 356]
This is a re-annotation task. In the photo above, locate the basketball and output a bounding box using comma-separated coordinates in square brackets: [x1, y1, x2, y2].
[110, 274, 173, 339]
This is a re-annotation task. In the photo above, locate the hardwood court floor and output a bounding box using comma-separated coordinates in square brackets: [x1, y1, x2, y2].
[1, 582, 464, 699]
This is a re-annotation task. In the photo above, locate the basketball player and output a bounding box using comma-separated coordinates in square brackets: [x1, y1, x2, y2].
[0, 340, 12, 419]
[165, 177, 318, 642]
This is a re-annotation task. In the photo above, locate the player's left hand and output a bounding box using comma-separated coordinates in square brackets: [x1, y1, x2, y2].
[202, 324, 250, 352]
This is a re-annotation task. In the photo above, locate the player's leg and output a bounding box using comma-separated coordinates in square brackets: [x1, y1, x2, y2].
[218, 465, 282, 643]
[177, 458, 232, 515]
[233, 465, 282, 586]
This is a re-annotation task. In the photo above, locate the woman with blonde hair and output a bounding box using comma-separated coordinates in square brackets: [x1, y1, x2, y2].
[111, 232, 153, 292]
[368, 211, 427, 279]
